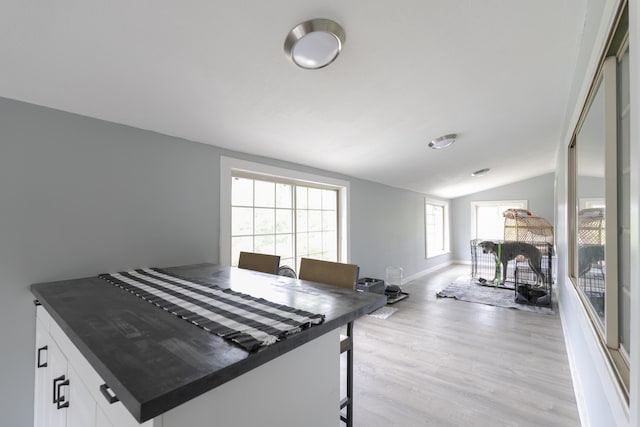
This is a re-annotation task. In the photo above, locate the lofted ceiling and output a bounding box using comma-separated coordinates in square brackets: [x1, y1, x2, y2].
[1, 1, 587, 198]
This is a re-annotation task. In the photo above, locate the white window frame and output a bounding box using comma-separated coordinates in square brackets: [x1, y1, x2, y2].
[579, 197, 606, 209]
[425, 198, 449, 258]
[220, 156, 350, 266]
[470, 200, 528, 240]
[569, 33, 630, 396]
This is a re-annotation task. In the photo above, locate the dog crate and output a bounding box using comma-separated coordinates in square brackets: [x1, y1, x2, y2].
[513, 249, 553, 306]
[577, 208, 605, 315]
[470, 239, 553, 306]
[470, 209, 555, 306]
[580, 267, 605, 317]
[471, 239, 514, 287]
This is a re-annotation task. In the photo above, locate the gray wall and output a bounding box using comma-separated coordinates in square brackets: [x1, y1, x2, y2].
[0, 98, 222, 427]
[0, 97, 449, 426]
[577, 175, 605, 200]
[450, 173, 555, 261]
[349, 180, 451, 280]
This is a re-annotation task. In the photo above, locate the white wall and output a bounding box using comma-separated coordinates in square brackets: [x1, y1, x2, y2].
[555, 0, 640, 426]
[0, 96, 447, 426]
[449, 173, 555, 262]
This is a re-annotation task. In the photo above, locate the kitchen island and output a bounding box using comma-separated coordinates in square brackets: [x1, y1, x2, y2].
[31, 263, 386, 426]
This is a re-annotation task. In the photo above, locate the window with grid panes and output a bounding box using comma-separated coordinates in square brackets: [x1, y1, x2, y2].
[425, 199, 449, 257]
[231, 175, 339, 273]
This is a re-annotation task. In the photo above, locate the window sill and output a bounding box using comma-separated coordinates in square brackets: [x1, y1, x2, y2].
[426, 251, 450, 259]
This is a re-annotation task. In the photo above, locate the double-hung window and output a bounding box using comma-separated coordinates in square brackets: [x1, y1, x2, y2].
[220, 157, 349, 273]
[425, 199, 449, 258]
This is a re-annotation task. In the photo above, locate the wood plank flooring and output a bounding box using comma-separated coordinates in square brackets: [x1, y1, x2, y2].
[348, 264, 581, 427]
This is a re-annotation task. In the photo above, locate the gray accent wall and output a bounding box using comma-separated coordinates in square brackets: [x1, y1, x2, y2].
[349, 179, 451, 279]
[1, 98, 222, 427]
[450, 173, 555, 262]
[0, 96, 450, 426]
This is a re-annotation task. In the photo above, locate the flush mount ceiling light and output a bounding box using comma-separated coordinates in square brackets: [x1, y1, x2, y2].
[428, 134, 457, 149]
[284, 18, 346, 69]
[471, 168, 491, 177]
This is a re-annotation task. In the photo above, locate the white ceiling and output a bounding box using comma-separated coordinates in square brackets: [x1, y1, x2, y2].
[1, 1, 587, 198]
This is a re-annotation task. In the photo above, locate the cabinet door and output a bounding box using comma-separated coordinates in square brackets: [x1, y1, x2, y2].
[46, 340, 68, 427]
[67, 364, 97, 427]
[96, 406, 114, 427]
[34, 319, 49, 427]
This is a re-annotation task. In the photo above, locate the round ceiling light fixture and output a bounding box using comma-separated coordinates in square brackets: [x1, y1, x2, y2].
[471, 168, 491, 177]
[284, 18, 346, 69]
[428, 134, 457, 149]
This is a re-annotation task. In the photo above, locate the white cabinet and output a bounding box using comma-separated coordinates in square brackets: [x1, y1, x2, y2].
[46, 339, 69, 427]
[34, 310, 71, 427]
[33, 319, 49, 427]
[67, 364, 97, 427]
[33, 305, 149, 427]
[96, 406, 114, 427]
[34, 304, 339, 427]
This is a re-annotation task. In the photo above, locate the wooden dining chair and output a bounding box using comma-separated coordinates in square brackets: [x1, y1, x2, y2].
[237, 252, 281, 275]
[298, 257, 359, 427]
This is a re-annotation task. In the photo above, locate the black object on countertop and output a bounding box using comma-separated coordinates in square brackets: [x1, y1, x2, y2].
[356, 277, 385, 294]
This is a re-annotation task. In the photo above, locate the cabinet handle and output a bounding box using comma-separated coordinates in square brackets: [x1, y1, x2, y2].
[56, 379, 70, 410]
[37, 346, 48, 368]
[99, 383, 120, 404]
[52, 375, 65, 404]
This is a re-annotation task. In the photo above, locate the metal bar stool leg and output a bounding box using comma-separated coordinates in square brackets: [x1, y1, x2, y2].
[339, 321, 354, 426]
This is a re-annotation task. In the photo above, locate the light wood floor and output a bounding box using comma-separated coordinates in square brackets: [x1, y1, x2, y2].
[348, 264, 581, 427]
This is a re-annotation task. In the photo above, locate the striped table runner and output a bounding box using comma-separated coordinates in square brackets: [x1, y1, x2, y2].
[99, 268, 325, 352]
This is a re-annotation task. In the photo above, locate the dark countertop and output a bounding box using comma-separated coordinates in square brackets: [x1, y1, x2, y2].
[31, 263, 386, 423]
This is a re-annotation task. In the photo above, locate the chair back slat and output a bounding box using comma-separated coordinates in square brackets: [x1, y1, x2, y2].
[238, 252, 281, 275]
[298, 258, 359, 289]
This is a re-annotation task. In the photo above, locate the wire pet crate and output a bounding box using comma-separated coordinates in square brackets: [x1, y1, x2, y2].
[514, 247, 554, 306]
[470, 209, 555, 306]
[470, 239, 554, 306]
[580, 267, 605, 317]
[577, 208, 605, 315]
[470, 239, 515, 288]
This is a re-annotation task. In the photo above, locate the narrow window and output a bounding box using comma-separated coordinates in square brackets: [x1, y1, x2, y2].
[425, 199, 449, 258]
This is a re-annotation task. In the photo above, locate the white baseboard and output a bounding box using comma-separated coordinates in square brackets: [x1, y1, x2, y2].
[557, 281, 588, 427]
[557, 275, 630, 427]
